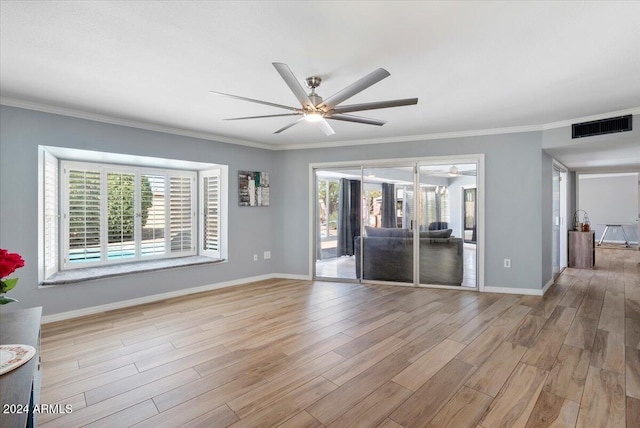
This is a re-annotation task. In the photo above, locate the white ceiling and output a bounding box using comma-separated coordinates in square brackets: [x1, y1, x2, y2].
[1, 1, 640, 165]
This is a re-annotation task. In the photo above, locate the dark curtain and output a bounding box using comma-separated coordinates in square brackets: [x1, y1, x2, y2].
[381, 183, 396, 228]
[337, 178, 361, 256]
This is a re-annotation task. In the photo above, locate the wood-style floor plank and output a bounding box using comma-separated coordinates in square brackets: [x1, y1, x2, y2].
[543, 344, 590, 403]
[35, 248, 639, 428]
[389, 358, 476, 428]
[426, 386, 493, 428]
[524, 390, 579, 428]
[576, 366, 625, 428]
[564, 316, 599, 350]
[627, 396, 640, 428]
[392, 338, 465, 391]
[478, 363, 548, 428]
[465, 341, 528, 397]
[326, 381, 412, 428]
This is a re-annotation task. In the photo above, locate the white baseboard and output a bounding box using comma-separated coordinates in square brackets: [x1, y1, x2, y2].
[597, 239, 639, 245]
[482, 286, 544, 296]
[273, 273, 312, 281]
[41, 273, 288, 324]
[542, 278, 555, 295]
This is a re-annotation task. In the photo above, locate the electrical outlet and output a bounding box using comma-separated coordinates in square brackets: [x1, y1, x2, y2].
[253, 254, 258, 262]
[264, 251, 271, 260]
[504, 258, 511, 268]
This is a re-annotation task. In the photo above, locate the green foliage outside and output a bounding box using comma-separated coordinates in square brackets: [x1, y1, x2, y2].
[318, 180, 339, 226]
[107, 174, 153, 242]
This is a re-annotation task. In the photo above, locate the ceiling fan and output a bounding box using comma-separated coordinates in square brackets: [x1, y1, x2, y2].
[210, 63, 418, 136]
[420, 165, 477, 178]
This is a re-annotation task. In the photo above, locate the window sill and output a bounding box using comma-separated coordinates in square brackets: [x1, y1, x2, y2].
[40, 256, 225, 286]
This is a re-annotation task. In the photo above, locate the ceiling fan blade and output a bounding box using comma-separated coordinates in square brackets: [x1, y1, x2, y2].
[224, 113, 301, 121]
[320, 68, 390, 110]
[327, 113, 386, 126]
[274, 117, 305, 134]
[332, 98, 418, 114]
[317, 119, 335, 136]
[210, 91, 298, 111]
[272, 63, 313, 109]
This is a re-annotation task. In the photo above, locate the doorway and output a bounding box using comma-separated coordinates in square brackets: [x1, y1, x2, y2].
[312, 156, 483, 290]
[552, 163, 568, 279]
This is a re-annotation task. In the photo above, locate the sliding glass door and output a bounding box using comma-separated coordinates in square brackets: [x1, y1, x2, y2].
[313, 156, 481, 289]
[314, 168, 361, 280]
[360, 165, 415, 285]
[419, 163, 477, 288]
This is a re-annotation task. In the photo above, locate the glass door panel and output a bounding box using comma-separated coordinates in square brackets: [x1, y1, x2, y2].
[418, 163, 477, 287]
[360, 166, 414, 284]
[314, 167, 361, 280]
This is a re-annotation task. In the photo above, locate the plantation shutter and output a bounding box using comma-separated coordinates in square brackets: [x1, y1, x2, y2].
[169, 174, 195, 254]
[43, 151, 59, 278]
[106, 171, 136, 260]
[65, 166, 102, 265]
[440, 187, 450, 223]
[140, 174, 166, 257]
[201, 169, 221, 258]
[424, 188, 437, 226]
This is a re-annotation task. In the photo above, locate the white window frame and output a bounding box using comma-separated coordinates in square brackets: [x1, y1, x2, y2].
[39, 146, 229, 281]
[200, 168, 223, 259]
[60, 160, 198, 269]
[40, 150, 59, 280]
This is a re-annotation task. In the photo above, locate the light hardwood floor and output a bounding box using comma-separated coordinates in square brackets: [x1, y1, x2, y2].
[39, 248, 640, 427]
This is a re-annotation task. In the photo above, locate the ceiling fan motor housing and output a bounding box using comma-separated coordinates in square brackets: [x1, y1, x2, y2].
[305, 76, 322, 90]
[305, 77, 323, 108]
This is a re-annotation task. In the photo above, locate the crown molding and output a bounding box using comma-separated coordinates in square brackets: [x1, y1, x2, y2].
[278, 106, 640, 150]
[0, 97, 274, 151]
[276, 124, 545, 150]
[2, 97, 638, 152]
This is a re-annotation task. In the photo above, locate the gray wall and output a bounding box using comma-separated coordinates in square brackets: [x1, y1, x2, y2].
[578, 173, 639, 244]
[0, 106, 277, 315]
[275, 132, 546, 291]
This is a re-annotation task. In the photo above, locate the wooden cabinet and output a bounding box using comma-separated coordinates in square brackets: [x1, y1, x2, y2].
[568, 231, 595, 269]
[0, 307, 42, 428]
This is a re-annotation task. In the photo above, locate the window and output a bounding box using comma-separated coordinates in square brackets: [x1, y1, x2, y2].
[39, 147, 227, 281]
[422, 186, 450, 226]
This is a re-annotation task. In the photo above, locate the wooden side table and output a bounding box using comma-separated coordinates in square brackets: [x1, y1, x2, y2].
[568, 231, 595, 269]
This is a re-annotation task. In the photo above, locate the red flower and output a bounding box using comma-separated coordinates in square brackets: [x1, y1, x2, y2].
[0, 249, 25, 278]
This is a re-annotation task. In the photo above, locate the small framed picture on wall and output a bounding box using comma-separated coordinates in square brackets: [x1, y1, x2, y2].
[238, 170, 269, 206]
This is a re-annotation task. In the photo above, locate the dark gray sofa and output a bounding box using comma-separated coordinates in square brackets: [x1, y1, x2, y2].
[354, 228, 464, 285]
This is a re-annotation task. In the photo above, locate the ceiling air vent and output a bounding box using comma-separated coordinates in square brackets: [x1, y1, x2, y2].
[572, 114, 632, 139]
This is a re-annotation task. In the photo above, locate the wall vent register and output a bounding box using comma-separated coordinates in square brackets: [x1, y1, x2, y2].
[572, 114, 632, 138]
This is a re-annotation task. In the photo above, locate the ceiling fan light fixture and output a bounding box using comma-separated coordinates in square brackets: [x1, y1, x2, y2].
[448, 165, 459, 176]
[304, 111, 323, 122]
